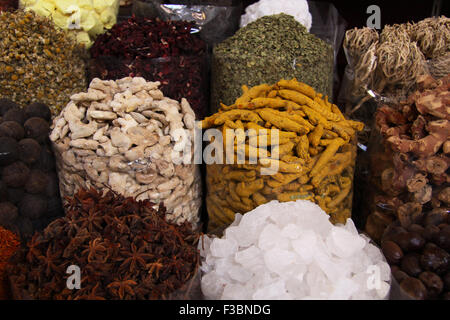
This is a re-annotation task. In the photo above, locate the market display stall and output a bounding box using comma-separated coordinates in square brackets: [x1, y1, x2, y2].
[0, 0, 448, 301]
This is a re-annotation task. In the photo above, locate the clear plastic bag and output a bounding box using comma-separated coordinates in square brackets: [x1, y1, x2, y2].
[132, 0, 242, 47]
[203, 79, 363, 232]
[364, 74, 450, 243]
[50, 77, 202, 226]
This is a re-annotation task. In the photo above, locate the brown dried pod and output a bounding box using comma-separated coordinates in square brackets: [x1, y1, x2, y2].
[0, 121, 25, 140]
[418, 271, 444, 298]
[435, 228, 450, 252]
[18, 138, 42, 165]
[2, 161, 30, 188]
[407, 224, 425, 235]
[423, 225, 440, 242]
[401, 253, 422, 277]
[420, 245, 450, 275]
[392, 267, 409, 283]
[400, 277, 428, 300]
[424, 210, 448, 227]
[382, 240, 404, 264]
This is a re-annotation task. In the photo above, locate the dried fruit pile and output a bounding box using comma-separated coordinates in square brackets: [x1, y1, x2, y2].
[382, 210, 449, 300]
[0, 10, 87, 115]
[365, 75, 450, 242]
[0, 99, 64, 238]
[202, 79, 363, 231]
[89, 16, 208, 118]
[8, 188, 200, 300]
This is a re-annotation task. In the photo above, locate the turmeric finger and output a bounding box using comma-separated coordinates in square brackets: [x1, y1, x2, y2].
[277, 78, 316, 99]
[310, 138, 345, 177]
[214, 109, 263, 126]
[235, 179, 264, 197]
[295, 135, 310, 160]
[308, 123, 324, 147]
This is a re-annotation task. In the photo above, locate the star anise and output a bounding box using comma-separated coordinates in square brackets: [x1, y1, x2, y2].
[118, 243, 153, 273]
[107, 278, 137, 300]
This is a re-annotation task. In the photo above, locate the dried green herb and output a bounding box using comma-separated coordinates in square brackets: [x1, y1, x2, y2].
[211, 13, 334, 111]
[0, 10, 87, 116]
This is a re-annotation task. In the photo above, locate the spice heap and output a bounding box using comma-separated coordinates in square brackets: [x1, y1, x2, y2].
[343, 16, 450, 116]
[19, 0, 120, 48]
[0, 10, 87, 115]
[200, 200, 391, 300]
[240, 0, 312, 30]
[89, 16, 208, 118]
[51, 77, 202, 226]
[8, 188, 200, 300]
[0, 99, 65, 238]
[382, 211, 449, 300]
[211, 14, 334, 112]
[365, 75, 450, 242]
[202, 79, 363, 231]
[0, 226, 19, 300]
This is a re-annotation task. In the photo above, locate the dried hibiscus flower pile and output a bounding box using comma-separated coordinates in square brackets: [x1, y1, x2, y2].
[365, 74, 450, 242]
[89, 16, 208, 119]
[8, 188, 200, 300]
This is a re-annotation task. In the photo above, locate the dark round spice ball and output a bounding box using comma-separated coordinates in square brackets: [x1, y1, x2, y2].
[7, 187, 24, 205]
[400, 277, 428, 300]
[419, 271, 444, 298]
[25, 170, 49, 194]
[23, 117, 49, 143]
[2, 161, 30, 188]
[0, 136, 19, 166]
[45, 173, 59, 197]
[18, 138, 42, 165]
[24, 102, 51, 122]
[3, 107, 26, 125]
[0, 99, 19, 116]
[19, 194, 48, 220]
[33, 146, 55, 172]
[0, 121, 25, 140]
[0, 201, 18, 226]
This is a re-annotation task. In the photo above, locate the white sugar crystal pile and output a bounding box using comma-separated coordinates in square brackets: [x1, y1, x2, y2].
[240, 0, 312, 31]
[199, 200, 391, 300]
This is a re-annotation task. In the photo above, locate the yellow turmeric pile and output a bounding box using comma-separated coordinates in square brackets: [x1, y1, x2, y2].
[201, 79, 364, 231]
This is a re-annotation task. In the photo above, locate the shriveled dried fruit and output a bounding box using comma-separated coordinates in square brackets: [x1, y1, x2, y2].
[18, 139, 41, 165]
[23, 117, 49, 142]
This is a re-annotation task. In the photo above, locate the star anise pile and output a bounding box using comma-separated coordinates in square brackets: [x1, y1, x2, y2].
[7, 188, 200, 300]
